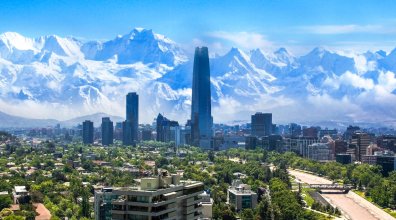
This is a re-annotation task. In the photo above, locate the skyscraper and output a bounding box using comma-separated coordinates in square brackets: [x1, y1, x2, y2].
[351, 132, 371, 161]
[123, 92, 138, 145]
[191, 47, 213, 149]
[101, 117, 113, 146]
[156, 113, 179, 145]
[251, 112, 272, 137]
[82, 120, 94, 144]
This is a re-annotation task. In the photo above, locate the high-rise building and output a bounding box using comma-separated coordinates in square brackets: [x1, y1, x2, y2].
[251, 113, 272, 137]
[101, 117, 113, 146]
[304, 143, 332, 161]
[122, 120, 133, 146]
[245, 136, 258, 150]
[141, 129, 153, 141]
[303, 127, 319, 138]
[156, 114, 179, 144]
[82, 120, 94, 144]
[351, 132, 371, 161]
[289, 123, 302, 137]
[94, 171, 204, 220]
[344, 125, 360, 141]
[123, 92, 139, 145]
[334, 140, 348, 154]
[114, 122, 123, 141]
[191, 47, 213, 149]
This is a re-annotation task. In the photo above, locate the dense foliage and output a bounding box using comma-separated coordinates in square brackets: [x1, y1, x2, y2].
[0, 136, 394, 219]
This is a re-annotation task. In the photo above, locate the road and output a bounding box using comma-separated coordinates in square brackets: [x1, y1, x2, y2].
[289, 169, 395, 220]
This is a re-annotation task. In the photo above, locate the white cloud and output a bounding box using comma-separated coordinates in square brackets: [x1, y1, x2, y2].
[207, 31, 274, 50]
[339, 71, 375, 90]
[323, 71, 375, 91]
[190, 38, 229, 56]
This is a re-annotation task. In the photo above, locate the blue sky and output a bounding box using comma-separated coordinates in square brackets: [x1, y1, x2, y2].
[1, 0, 396, 54]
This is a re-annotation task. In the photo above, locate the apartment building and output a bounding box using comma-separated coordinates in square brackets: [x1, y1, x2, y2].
[94, 171, 204, 220]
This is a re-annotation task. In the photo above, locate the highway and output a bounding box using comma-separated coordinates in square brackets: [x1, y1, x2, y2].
[289, 169, 395, 220]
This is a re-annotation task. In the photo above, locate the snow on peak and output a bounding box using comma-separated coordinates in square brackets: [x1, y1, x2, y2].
[376, 50, 386, 57]
[0, 32, 37, 51]
[128, 28, 155, 39]
[1, 29, 396, 125]
[274, 47, 289, 55]
[80, 28, 185, 65]
[42, 35, 83, 58]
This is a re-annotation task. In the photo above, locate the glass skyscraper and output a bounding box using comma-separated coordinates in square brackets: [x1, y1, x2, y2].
[101, 117, 113, 146]
[191, 47, 213, 149]
[251, 112, 272, 137]
[83, 120, 94, 144]
[123, 92, 138, 145]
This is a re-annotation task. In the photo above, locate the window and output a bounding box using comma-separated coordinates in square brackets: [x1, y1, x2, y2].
[229, 193, 236, 205]
[241, 196, 252, 209]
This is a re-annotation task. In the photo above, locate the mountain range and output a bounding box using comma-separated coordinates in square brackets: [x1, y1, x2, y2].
[1, 28, 396, 127]
[0, 111, 123, 128]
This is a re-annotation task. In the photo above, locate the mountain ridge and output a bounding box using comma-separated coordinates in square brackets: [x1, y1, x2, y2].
[0, 28, 396, 126]
[0, 110, 123, 128]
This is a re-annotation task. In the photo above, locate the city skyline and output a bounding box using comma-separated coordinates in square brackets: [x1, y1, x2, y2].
[0, 1, 396, 127]
[1, 2, 396, 220]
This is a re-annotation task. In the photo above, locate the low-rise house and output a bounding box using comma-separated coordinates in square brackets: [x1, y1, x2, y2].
[13, 186, 29, 204]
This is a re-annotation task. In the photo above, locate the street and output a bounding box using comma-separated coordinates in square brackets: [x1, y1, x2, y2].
[289, 169, 395, 220]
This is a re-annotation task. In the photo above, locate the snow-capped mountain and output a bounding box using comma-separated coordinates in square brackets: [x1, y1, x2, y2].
[0, 28, 396, 127]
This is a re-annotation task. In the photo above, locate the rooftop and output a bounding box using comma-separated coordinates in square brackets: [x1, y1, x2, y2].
[14, 186, 27, 193]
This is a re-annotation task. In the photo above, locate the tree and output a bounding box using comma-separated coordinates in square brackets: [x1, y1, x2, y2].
[3, 215, 25, 220]
[269, 178, 302, 220]
[256, 196, 273, 220]
[222, 208, 237, 220]
[208, 150, 215, 162]
[240, 208, 254, 220]
[0, 195, 12, 210]
[81, 188, 90, 218]
[30, 191, 44, 203]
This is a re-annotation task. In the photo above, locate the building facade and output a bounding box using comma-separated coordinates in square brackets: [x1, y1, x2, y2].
[156, 113, 180, 146]
[245, 136, 258, 150]
[227, 179, 257, 212]
[124, 92, 139, 145]
[304, 143, 332, 161]
[101, 117, 114, 146]
[251, 113, 272, 137]
[83, 120, 94, 144]
[94, 172, 204, 220]
[351, 132, 371, 161]
[191, 47, 213, 149]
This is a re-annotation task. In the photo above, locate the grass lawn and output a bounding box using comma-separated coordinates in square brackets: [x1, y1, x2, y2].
[307, 210, 334, 220]
[302, 188, 315, 207]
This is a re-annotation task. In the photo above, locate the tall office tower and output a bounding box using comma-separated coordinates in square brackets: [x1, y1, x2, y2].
[101, 117, 114, 146]
[351, 132, 371, 161]
[191, 47, 213, 149]
[122, 120, 133, 146]
[82, 120, 94, 144]
[289, 123, 302, 137]
[156, 113, 179, 144]
[344, 125, 360, 140]
[123, 92, 139, 145]
[251, 112, 272, 137]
